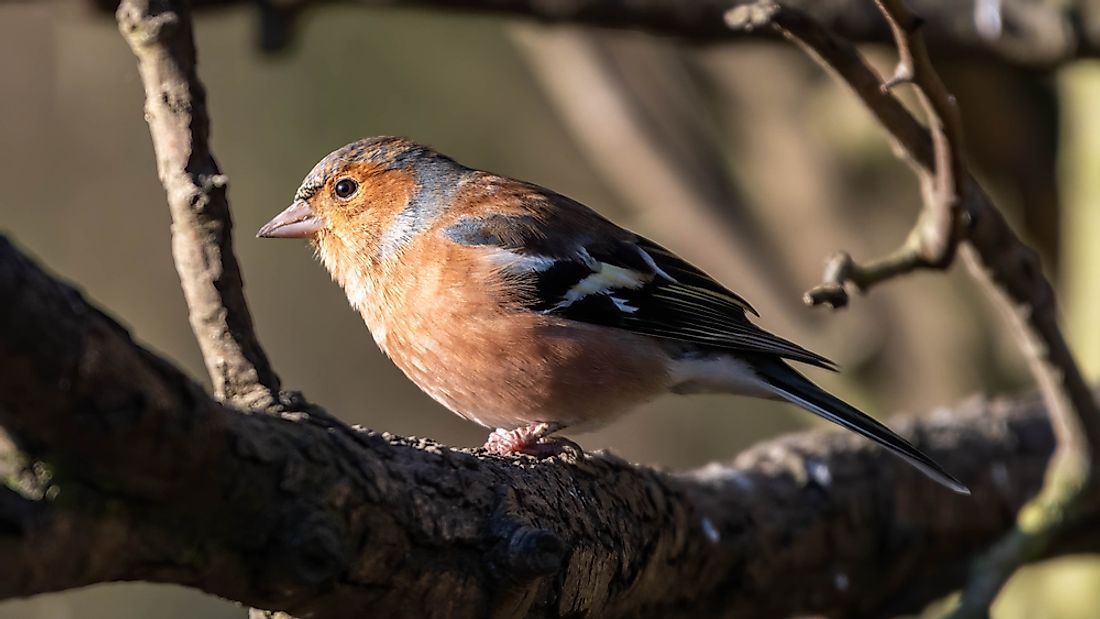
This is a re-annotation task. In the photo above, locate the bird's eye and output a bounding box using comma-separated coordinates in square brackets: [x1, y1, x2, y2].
[333, 178, 358, 199]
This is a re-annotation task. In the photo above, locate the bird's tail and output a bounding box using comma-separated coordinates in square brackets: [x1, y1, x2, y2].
[753, 359, 969, 494]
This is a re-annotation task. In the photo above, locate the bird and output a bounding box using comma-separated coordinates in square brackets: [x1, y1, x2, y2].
[257, 136, 969, 494]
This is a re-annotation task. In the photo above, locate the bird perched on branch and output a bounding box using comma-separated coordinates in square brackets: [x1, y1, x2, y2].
[258, 136, 968, 494]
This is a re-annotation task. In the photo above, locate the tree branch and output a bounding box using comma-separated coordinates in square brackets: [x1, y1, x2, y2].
[797, 0, 964, 309]
[0, 235, 1092, 618]
[86, 0, 1100, 67]
[727, 1, 1100, 613]
[117, 0, 281, 408]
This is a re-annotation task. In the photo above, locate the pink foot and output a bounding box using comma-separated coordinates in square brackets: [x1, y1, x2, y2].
[483, 423, 579, 458]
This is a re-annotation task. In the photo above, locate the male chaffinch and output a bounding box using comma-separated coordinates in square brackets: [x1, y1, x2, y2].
[258, 136, 968, 494]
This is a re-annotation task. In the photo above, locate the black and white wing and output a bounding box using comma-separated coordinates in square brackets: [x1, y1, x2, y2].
[537, 237, 834, 369]
[443, 207, 836, 370]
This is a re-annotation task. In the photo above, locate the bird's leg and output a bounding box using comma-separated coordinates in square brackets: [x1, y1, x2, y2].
[483, 422, 579, 457]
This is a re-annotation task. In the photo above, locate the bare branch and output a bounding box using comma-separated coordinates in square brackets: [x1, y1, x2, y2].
[727, 0, 966, 309]
[802, 247, 927, 309]
[727, 0, 1100, 445]
[85, 0, 1100, 68]
[0, 235, 1092, 618]
[116, 0, 281, 408]
[874, 0, 965, 266]
[728, 1, 1100, 613]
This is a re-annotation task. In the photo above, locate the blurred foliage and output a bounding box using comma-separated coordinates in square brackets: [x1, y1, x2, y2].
[0, 1, 1098, 617]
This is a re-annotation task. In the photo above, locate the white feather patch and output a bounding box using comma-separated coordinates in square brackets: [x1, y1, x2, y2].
[669, 354, 773, 397]
[609, 294, 639, 313]
[553, 262, 649, 310]
[484, 248, 557, 273]
[636, 245, 676, 282]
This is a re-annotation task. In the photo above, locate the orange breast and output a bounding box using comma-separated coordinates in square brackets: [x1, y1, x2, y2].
[358, 238, 672, 431]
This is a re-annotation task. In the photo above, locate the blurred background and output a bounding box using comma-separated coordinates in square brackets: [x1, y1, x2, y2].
[2, 0, 1098, 616]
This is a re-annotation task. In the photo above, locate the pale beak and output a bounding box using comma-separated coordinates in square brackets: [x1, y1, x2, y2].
[256, 200, 323, 239]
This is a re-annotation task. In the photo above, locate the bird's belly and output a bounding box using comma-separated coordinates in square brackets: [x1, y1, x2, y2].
[377, 314, 671, 431]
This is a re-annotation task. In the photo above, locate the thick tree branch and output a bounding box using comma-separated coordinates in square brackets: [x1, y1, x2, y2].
[0, 235, 1092, 618]
[727, 1, 1100, 613]
[87, 0, 1100, 67]
[117, 0, 281, 408]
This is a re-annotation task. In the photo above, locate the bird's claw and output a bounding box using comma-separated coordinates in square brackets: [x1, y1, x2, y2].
[483, 424, 580, 458]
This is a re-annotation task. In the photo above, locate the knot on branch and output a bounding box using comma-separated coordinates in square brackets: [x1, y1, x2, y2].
[488, 499, 569, 586]
[116, 0, 182, 47]
[264, 508, 351, 588]
[803, 251, 860, 309]
[498, 524, 568, 580]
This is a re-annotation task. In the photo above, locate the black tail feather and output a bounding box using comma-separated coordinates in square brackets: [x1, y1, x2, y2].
[754, 359, 969, 494]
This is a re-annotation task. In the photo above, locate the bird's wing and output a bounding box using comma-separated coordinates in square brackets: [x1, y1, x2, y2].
[441, 189, 836, 370]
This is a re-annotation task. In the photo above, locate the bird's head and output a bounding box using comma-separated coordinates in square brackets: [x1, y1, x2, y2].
[257, 136, 467, 261]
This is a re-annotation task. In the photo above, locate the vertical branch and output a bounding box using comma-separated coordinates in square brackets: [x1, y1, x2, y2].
[874, 0, 964, 266]
[947, 243, 1092, 617]
[116, 0, 281, 408]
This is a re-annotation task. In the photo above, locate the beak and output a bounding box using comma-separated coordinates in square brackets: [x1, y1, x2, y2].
[257, 200, 323, 239]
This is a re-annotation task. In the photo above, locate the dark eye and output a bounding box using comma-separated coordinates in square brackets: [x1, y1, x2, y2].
[333, 178, 358, 199]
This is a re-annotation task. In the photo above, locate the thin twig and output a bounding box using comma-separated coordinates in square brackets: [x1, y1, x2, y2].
[117, 0, 281, 408]
[802, 245, 927, 309]
[729, 1, 1100, 614]
[742, 0, 966, 309]
[730, 1, 957, 309]
[874, 0, 964, 266]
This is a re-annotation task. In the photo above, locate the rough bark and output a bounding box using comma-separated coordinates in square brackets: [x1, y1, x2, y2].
[0, 235, 1089, 618]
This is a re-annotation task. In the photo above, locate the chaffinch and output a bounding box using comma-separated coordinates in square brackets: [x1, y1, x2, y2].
[258, 136, 968, 494]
